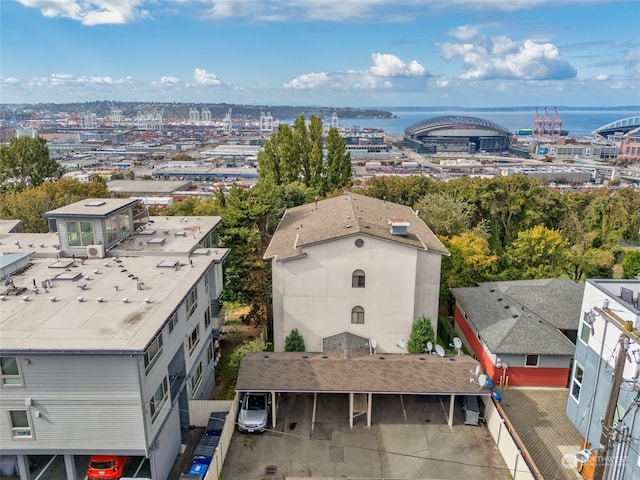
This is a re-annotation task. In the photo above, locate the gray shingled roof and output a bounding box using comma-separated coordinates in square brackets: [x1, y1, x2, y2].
[264, 193, 449, 262]
[480, 279, 584, 330]
[237, 352, 489, 396]
[451, 279, 581, 356]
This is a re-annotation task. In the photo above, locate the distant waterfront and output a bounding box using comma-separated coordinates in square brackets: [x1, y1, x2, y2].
[331, 108, 640, 136]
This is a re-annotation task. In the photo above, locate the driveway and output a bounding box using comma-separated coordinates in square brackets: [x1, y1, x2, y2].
[221, 392, 509, 479]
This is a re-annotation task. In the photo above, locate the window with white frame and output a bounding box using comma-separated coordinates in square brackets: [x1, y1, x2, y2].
[66, 220, 94, 247]
[191, 362, 202, 391]
[188, 324, 200, 354]
[150, 377, 168, 422]
[571, 363, 584, 401]
[1, 357, 22, 386]
[8, 410, 32, 438]
[525, 354, 539, 367]
[144, 333, 163, 374]
[186, 287, 198, 317]
[351, 306, 365, 324]
[168, 312, 179, 333]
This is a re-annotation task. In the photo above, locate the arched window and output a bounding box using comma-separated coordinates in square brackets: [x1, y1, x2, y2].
[352, 269, 365, 288]
[351, 306, 365, 324]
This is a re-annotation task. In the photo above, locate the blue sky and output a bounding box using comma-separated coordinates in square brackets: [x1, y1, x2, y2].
[1, 0, 639, 107]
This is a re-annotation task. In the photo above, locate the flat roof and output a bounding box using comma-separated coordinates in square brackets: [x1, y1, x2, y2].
[45, 198, 139, 218]
[0, 254, 214, 353]
[236, 352, 489, 396]
[107, 180, 193, 194]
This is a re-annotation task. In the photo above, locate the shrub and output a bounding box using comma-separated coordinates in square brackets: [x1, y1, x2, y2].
[407, 316, 435, 354]
[284, 328, 306, 352]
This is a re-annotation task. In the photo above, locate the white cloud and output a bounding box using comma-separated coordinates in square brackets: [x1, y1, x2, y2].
[18, 0, 147, 25]
[448, 25, 480, 41]
[156, 76, 181, 86]
[202, 0, 559, 21]
[284, 72, 331, 90]
[193, 68, 222, 86]
[1, 77, 20, 84]
[369, 53, 425, 77]
[624, 50, 640, 80]
[284, 53, 426, 91]
[439, 31, 577, 80]
[595, 74, 609, 81]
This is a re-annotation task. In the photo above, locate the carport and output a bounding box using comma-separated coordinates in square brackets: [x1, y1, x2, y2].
[236, 351, 490, 430]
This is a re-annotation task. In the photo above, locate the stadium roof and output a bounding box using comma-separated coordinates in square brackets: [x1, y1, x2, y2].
[405, 115, 511, 136]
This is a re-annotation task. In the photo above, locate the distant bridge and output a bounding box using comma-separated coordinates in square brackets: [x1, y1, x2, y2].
[593, 116, 640, 137]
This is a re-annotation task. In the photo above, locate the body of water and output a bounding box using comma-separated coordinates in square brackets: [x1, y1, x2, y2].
[333, 108, 640, 136]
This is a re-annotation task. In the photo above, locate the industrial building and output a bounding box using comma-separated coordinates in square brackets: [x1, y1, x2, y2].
[403, 115, 513, 154]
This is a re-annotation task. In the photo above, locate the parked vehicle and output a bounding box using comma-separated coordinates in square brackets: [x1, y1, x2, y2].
[237, 392, 271, 433]
[87, 455, 129, 479]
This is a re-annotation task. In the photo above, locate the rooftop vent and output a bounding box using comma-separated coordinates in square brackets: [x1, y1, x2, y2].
[85, 201, 106, 207]
[386, 217, 410, 236]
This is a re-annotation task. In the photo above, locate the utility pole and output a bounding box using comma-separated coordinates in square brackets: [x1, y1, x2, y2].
[593, 334, 629, 480]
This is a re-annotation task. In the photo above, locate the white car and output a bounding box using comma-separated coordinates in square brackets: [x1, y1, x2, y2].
[237, 392, 271, 433]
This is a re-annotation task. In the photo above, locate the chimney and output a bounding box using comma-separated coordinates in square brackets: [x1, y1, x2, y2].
[387, 217, 410, 236]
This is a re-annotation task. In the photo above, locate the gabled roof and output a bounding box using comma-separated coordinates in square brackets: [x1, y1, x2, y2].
[264, 193, 449, 262]
[451, 279, 582, 356]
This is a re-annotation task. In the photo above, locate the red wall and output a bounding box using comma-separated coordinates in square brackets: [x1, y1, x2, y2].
[453, 306, 569, 387]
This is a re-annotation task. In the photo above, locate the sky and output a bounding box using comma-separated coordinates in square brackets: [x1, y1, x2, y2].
[0, 0, 639, 108]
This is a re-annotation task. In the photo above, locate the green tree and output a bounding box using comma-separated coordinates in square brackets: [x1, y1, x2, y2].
[440, 231, 498, 307]
[325, 127, 352, 192]
[415, 192, 476, 237]
[258, 115, 352, 193]
[622, 250, 640, 279]
[407, 316, 436, 354]
[0, 136, 62, 192]
[284, 328, 306, 352]
[502, 224, 570, 279]
[0, 178, 110, 232]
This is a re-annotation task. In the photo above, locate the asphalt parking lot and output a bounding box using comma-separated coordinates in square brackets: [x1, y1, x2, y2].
[221, 392, 508, 479]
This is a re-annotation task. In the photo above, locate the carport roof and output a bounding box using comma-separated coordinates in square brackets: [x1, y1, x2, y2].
[236, 352, 490, 396]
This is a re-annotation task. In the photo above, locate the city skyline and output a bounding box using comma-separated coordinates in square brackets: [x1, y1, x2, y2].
[1, 0, 639, 107]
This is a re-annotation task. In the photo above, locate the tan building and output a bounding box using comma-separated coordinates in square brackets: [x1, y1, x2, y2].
[264, 193, 449, 353]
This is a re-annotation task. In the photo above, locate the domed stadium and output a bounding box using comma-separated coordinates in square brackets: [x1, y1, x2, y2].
[403, 115, 513, 154]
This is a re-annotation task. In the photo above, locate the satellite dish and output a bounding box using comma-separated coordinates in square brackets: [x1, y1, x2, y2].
[370, 338, 377, 349]
[435, 345, 445, 357]
[453, 337, 462, 349]
[474, 364, 481, 377]
[397, 337, 406, 349]
[478, 375, 487, 388]
[426, 341, 433, 353]
[575, 449, 591, 463]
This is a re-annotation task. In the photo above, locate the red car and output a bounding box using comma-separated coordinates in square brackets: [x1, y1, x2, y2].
[87, 455, 129, 479]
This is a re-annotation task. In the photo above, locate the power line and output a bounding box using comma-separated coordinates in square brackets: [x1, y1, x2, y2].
[201, 412, 568, 480]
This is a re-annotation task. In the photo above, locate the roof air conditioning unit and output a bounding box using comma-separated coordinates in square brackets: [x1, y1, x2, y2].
[86, 245, 105, 259]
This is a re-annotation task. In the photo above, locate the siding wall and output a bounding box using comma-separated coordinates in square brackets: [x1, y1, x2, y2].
[0, 354, 146, 454]
[454, 306, 571, 387]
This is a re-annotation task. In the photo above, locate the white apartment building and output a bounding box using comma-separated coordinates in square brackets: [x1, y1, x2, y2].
[0, 198, 228, 480]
